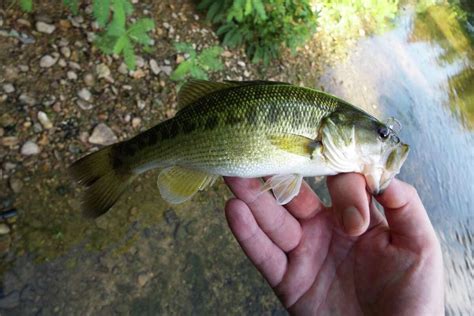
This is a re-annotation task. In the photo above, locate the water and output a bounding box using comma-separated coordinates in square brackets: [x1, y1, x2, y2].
[320, 4, 473, 314]
[1, 2, 473, 315]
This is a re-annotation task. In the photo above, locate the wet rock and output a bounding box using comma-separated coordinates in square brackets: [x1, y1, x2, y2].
[0, 223, 10, 235]
[40, 55, 58, 68]
[77, 88, 92, 101]
[19, 93, 36, 106]
[96, 63, 111, 79]
[2, 84, 15, 94]
[37, 111, 53, 129]
[88, 123, 117, 145]
[0, 291, 19, 309]
[35, 21, 56, 34]
[67, 71, 78, 80]
[21, 141, 40, 155]
[9, 178, 23, 194]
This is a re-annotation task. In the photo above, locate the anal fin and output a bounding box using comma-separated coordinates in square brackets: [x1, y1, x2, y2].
[157, 166, 218, 204]
[261, 174, 303, 205]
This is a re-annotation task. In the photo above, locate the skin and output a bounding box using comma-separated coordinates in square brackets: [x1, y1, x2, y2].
[224, 174, 444, 315]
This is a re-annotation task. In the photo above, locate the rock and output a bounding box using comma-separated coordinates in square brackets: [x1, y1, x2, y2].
[88, 123, 117, 145]
[60, 46, 71, 58]
[67, 71, 78, 80]
[37, 111, 53, 129]
[137, 272, 153, 287]
[2, 84, 15, 94]
[118, 63, 128, 74]
[77, 88, 92, 101]
[35, 21, 56, 34]
[21, 141, 40, 155]
[40, 55, 58, 68]
[19, 93, 36, 106]
[1, 137, 19, 147]
[131, 117, 141, 128]
[131, 69, 145, 79]
[137, 99, 146, 110]
[96, 63, 111, 79]
[9, 178, 23, 194]
[0, 291, 20, 309]
[149, 59, 160, 75]
[83, 73, 95, 86]
[1, 113, 14, 127]
[18, 65, 29, 72]
[0, 223, 10, 235]
[76, 100, 93, 110]
[159, 66, 172, 76]
[135, 56, 145, 68]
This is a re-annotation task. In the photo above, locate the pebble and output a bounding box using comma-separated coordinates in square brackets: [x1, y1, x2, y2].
[37, 111, 53, 129]
[19, 93, 36, 106]
[40, 55, 58, 68]
[131, 117, 141, 128]
[67, 71, 78, 80]
[0, 223, 10, 235]
[88, 123, 118, 145]
[2, 84, 15, 94]
[18, 65, 29, 72]
[96, 63, 111, 79]
[118, 63, 128, 74]
[137, 272, 153, 287]
[35, 21, 56, 34]
[76, 100, 93, 110]
[131, 69, 145, 79]
[159, 66, 172, 76]
[9, 178, 23, 194]
[60, 46, 71, 58]
[83, 73, 95, 86]
[78, 88, 92, 101]
[149, 59, 160, 75]
[1, 137, 19, 147]
[137, 99, 146, 110]
[21, 141, 40, 155]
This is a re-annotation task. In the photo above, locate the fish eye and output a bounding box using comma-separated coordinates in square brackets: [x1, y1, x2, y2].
[377, 126, 390, 140]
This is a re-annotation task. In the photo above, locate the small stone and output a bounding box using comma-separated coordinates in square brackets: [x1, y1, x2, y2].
[137, 272, 153, 287]
[118, 63, 128, 74]
[159, 66, 172, 76]
[21, 141, 40, 155]
[1, 137, 19, 147]
[40, 55, 58, 68]
[131, 69, 145, 79]
[19, 93, 36, 106]
[18, 65, 29, 72]
[67, 71, 78, 80]
[69, 62, 81, 70]
[9, 178, 23, 194]
[237, 61, 246, 68]
[2, 84, 15, 94]
[78, 88, 92, 101]
[96, 63, 111, 79]
[149, 59, 160, 75]
[35, 21, 56, 34]
[135, 56, 145, 68]
[76, 100, 93, 110]
[58, 59, 67, 67]
[131, 117, 141, 128]
[37, 111, 53, 129]
[60, 46, 71, 58]
[83, 73, 95, 86]
[137, 99, 146, 110]
[0, 223, 10, 235]
[88, 123, 118, 145]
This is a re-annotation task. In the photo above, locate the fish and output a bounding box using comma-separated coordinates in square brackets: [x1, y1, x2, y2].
[69, 80, 409, 217]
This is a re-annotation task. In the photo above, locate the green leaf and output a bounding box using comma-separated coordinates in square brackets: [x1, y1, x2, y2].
[93, 0, 111, 27]
[252, 0, 267, 20]
[197, 47, 223, 70]
[111, 0, 126, 29]
[190, 66, 208, 80]
[170, 60, 193, 81]
[113, 35, 128, 54]
[122, 38, 136, 70]
[174, 42, 196, 57]
[19, 0, 33, 12]
[127, 18, 155, 45]
[63, 0, 79, 15]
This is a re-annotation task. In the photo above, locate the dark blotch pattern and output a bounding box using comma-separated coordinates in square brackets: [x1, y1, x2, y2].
[205, 115, 219, 130]
[168, 120, 181, 139]
[266, 107, 280, 124]
[182, 121, 196, 134]
[225, 112, 242, 126]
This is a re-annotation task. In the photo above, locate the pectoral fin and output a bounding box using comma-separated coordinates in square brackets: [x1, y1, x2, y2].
[157, 166, 218, 204]
[261, 174, 303, 205]
[267, 134, 320, 157]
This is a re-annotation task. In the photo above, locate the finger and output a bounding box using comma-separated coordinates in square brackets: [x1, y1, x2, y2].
[224, 177, 302, 252]
[376, 178, 437, 247]
[225, 198, 287, 286]
[367, 197, 387, 230]
[327, 173, 370, 236]
[285, 180, 324, 219]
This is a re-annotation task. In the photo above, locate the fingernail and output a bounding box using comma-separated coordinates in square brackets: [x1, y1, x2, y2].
[342, 206, 363, 235]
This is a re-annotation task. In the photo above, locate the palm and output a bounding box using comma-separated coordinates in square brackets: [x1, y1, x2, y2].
[224, 175, 443, 315]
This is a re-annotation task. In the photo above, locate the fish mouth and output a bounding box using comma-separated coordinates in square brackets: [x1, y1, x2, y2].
[366, 143, 410, 195]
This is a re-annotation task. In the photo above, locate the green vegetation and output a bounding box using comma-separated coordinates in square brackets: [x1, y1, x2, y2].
[14, 0, 154, 70]
[170, 43, 224, 81]
[197, 0, 318, 64]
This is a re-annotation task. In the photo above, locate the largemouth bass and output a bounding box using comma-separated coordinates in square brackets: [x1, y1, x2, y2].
[70, 80, 409, 217]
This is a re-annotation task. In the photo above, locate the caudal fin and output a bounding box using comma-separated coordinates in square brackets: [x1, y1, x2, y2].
[69, 145, 136, 217]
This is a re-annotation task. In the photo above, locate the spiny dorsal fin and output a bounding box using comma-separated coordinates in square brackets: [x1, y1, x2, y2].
[267, 134, 320, 157]
[157, 166, 218, 204]
[177, 80, 291, 110]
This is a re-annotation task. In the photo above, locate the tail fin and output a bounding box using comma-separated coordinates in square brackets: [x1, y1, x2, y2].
[69, 145, 136, 218]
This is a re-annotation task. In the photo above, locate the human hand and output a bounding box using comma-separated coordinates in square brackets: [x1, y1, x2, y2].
[224, 174, 444, 315]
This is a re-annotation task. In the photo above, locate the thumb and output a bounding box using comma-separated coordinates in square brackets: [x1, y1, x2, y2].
[376, 179, 437, 248]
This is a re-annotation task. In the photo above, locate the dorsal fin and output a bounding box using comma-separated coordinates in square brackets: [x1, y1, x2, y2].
[177, 80, 292, 110]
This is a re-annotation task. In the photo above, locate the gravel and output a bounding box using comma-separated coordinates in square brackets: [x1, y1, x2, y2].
[77, 88, 92, 101]
[20, 141, 40, 155]
[35, 21, 56, 34]
[2, 84, 15, 94]
[39, 55, 58, 68]
[37, 111, 53, 129]
[88, 123, 118, 145]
